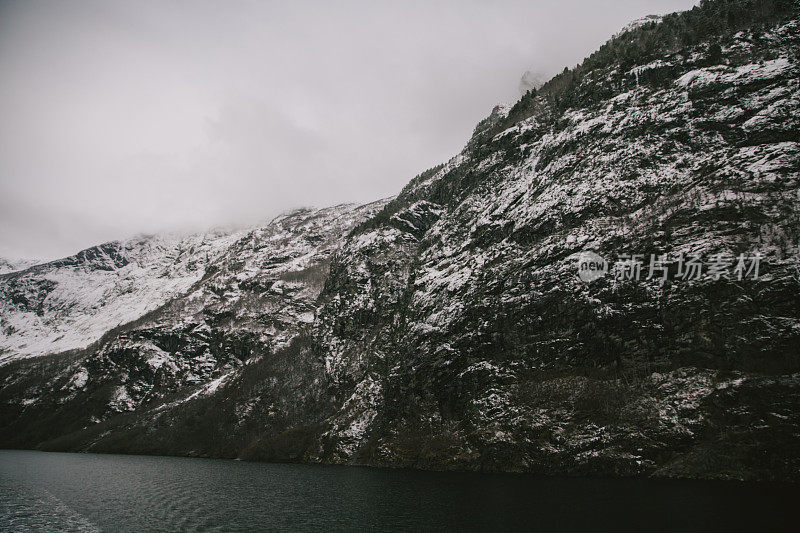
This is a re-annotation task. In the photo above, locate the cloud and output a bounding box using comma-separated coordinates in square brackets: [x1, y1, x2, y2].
[0, 0, 699, 260]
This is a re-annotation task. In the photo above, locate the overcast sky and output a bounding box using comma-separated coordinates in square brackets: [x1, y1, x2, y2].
[0, 0, 698, 261]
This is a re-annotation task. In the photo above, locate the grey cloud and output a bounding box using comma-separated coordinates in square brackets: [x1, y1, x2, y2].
[0, 0, 699, 260]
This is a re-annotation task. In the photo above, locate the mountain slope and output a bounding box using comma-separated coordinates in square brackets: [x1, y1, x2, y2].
[304, 6, 800, 479]
[1, 0, 799, 481]
[0, 258, 39, 276]
[0, 230, 243, 361]
[0, 202, 387, 452]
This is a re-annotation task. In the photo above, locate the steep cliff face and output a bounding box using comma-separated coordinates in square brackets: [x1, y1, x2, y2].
[306, 7, 800, 480]
[1, 0, 799, 481]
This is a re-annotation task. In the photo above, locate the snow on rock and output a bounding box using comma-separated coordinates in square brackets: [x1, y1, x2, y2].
[1, 8, 799, 482]
[0, 230, 243, 362]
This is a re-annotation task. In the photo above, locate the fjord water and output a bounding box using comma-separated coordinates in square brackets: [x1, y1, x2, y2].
[0, 451, 796, 532]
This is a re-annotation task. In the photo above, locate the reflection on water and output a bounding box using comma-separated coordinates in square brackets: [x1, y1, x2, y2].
[0, 450, 796, 532]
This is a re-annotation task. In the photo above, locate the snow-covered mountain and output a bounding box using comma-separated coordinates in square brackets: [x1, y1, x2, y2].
[1, 0, 799, 481]
[0, 201, 389, 451]
[0, 230, 244, 362]
[0, 258, 39, 275]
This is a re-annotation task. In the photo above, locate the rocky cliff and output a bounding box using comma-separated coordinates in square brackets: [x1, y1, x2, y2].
[2, 0, 799, 481]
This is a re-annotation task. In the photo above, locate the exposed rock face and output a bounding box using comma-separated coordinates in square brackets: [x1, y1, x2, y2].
[1, 1, 799, 481]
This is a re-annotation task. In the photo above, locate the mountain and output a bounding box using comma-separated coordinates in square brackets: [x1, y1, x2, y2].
[2, 0, 799, 481]
[0, 231, 244, 362]
[0, 258, 38, 276]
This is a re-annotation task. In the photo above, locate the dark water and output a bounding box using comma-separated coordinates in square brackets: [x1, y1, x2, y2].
[0, 450, 796, 532]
